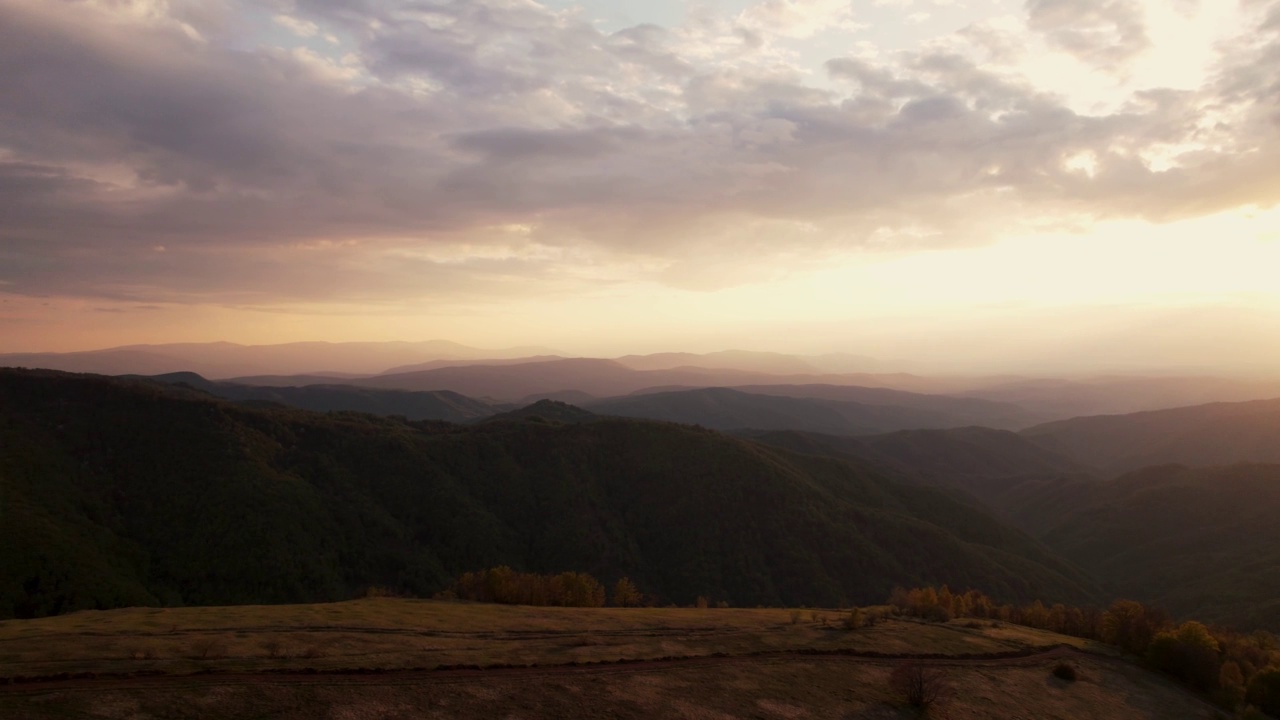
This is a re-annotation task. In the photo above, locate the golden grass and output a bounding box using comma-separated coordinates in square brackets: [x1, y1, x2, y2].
[0, 600, 1069, 678]
[0, 601, 1220, 720]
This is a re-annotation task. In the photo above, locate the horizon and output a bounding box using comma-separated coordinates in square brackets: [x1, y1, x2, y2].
[2, 0, 1279, 376]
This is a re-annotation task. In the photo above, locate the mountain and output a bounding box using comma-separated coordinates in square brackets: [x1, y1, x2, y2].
[1041, 463, 1280, 630]
[0, 368, 1098, 619]
[1021, 397, 1280, 473]
[257, 357, 1005, 404]
[960, 375, 1280, 421]
[140, 372, 495, 423]
[726, 384, 1037, 429]
[614, 351, 819, 375]
[482, 400, 596, 424]
[747, 427, 1095, 530]
[0, 340, 562, 379]
[587, 387, 1026, 435]
[377, 355, 566, 375]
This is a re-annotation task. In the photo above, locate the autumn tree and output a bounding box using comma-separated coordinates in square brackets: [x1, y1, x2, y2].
[1146, 621, 1221, 691]
[1102, 600, 1167, 656]
[611, 577, 641, 607]
[1246, 667, 1280, 717]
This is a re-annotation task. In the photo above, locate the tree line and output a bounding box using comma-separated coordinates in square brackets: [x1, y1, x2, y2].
[889, 585, 1280, 717]
[440, 567, 645, 608]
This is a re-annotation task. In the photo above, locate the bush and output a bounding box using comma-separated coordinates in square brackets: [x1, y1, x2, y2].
[790, 610, 803, 624]
[1052, 662, 1079, 681]
[889, 662, 951, 710]
[187, 637, 226, 659]
[844, 607, 862, 630]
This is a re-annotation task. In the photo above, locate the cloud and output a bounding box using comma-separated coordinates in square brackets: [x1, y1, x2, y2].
[0, 0, 1277, 305]
[1025, 0, 1150, 70]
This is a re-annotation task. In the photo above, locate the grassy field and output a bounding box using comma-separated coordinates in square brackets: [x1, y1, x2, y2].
[0, 599, 1106, 678]
[0, 600, 1212, 720]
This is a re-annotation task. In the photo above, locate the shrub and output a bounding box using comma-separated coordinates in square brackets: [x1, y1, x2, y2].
[695, 596, 709, 609]
[845, 607, 863, 630]
[889, 662, 951, 710]
[1052, 662, 1079, 681]
[261, 639, 285, 658]
[790, 610, 802, 624]
[187, 637, 226, 659]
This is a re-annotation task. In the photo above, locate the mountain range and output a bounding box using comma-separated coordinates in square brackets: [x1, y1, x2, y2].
[0, 368, 1098, 618]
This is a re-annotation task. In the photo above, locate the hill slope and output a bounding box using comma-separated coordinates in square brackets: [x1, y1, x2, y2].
[141, 372, 495, 423]
[1042, 463, 1280, 630]
[1022, 397, 1280, 473]
[587, 387, 1026, 435]
[0, 369, 1097, 618]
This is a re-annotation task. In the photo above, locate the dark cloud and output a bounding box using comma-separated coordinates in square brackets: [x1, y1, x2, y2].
[0, 0, 1276, 303]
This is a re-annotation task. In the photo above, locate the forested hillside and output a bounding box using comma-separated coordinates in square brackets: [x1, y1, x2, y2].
[1041, 463, 1280, 630]
[0, 369, 1097, 619]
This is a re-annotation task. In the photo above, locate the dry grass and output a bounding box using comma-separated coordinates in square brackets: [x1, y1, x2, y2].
[0, 650, 1219, 720]
[0, 600, 1056, 678]
[0, 601, 1220, 720]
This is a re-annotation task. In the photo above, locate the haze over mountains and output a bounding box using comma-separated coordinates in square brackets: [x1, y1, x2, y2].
[7, 341, 1280, 423]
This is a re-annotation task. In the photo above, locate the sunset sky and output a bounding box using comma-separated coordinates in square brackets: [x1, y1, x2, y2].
[2, 0, 1278, 373]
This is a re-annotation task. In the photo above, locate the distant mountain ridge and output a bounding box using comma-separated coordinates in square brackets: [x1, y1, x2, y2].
[1021, 397, 1280, 473]
[0, 340, 562, 379]
[139, 372, 496, 423]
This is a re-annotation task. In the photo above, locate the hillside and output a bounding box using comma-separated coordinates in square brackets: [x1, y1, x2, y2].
[1042, 463, 1280, 630]
[140, 372, 496, 423]
[748, 427, 1094, 526]
[1021, 397, 1280, 473]
[732, 384, 1037, 429]
[0, 369, 1098, 619]
[587, 387, 1027, 436]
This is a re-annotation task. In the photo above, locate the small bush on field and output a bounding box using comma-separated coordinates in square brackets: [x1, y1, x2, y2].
[790, 610, 803, 624]
[1053, 662, 1079, 681]
[301, 645, 325, 659]
[187, 638, 226, 659]
[889, 662, 952, 710]
[261, 639, 285, 658]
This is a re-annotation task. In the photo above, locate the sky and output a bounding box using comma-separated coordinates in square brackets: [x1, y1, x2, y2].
[1, 0, 1279, 374]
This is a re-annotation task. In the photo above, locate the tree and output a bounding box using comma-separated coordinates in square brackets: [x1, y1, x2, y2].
[611, 577, 642, 608]
[1102, 600, 1166, 656]
[1246, 667, 1280, 717]
[1146, 621, 1221, 691]
[889, 662, 951, 710]
[1219, 661, 1247, 709]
